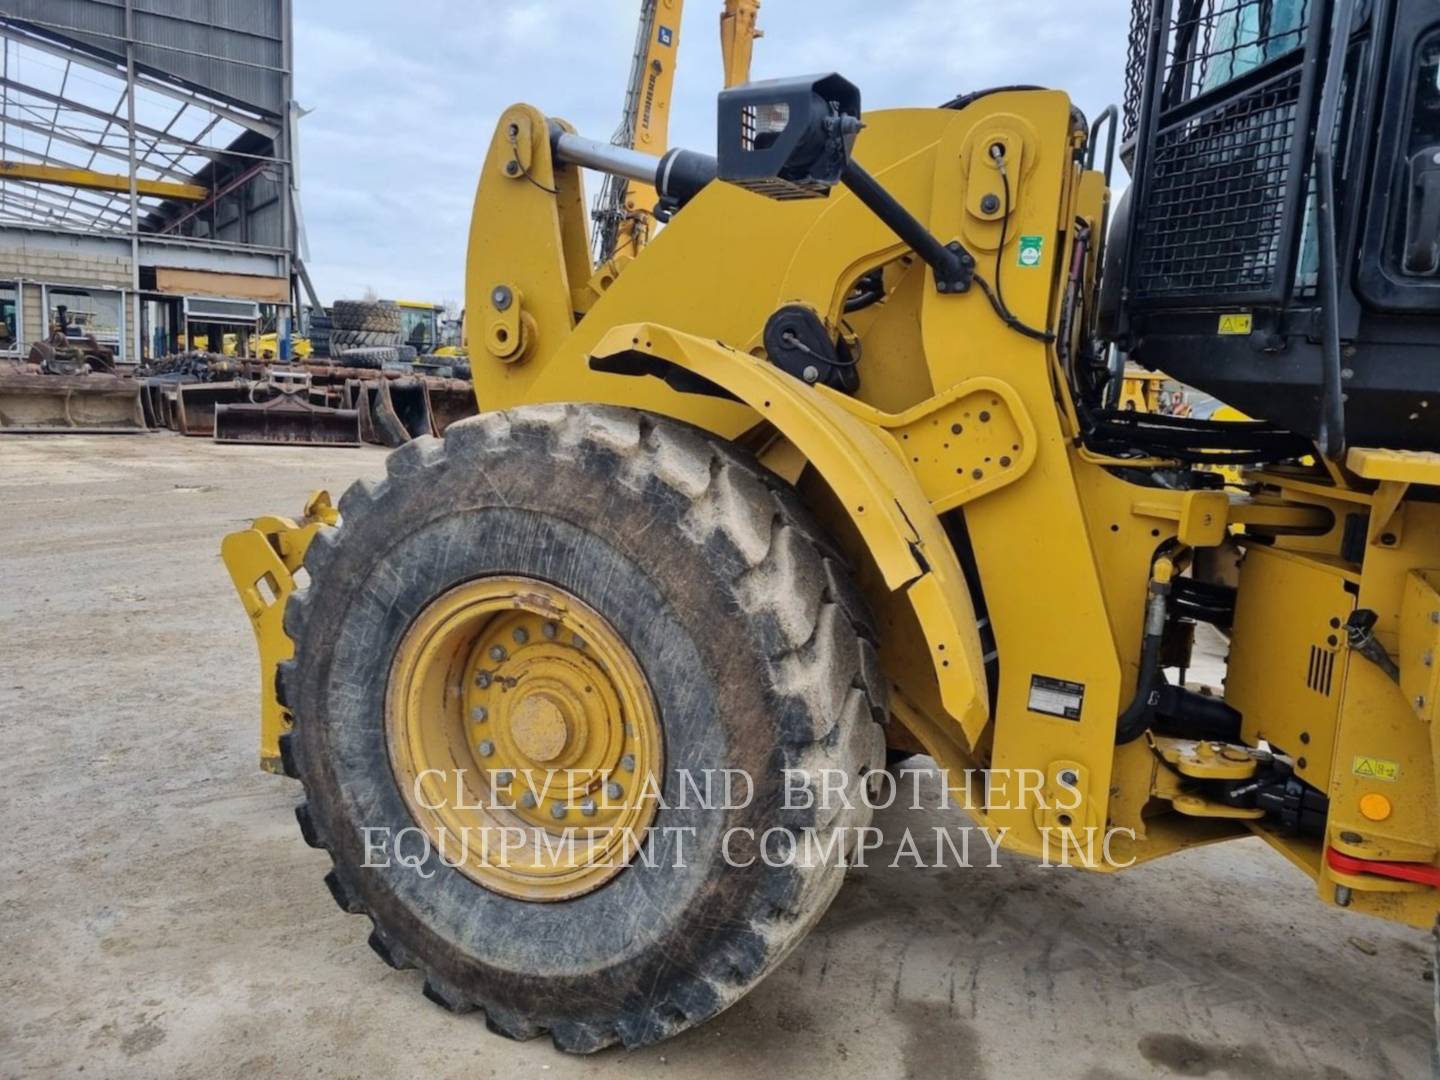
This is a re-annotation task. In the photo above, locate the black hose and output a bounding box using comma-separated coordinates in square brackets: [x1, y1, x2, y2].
[1116, 574, 1172, 744]
[1116, 629, 1164, 744]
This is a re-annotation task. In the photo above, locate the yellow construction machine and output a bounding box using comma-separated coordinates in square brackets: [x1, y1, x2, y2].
[224, 0, 1440, 1054]
[591, 0, 761, 265]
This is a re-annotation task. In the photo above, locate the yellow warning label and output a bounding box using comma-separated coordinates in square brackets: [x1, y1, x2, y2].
[1352, 755, 1400, 782]
[1218, 313, 1253, 335]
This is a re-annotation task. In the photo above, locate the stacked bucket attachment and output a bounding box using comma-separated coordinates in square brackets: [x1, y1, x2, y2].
[175, 382, 253, 437]
[2, 346, 477, 446]
[215, 370, 361, 447]
[0, 367, 146, 433]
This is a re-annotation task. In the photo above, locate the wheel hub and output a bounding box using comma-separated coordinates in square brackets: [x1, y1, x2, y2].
[386, 576, 662, 901]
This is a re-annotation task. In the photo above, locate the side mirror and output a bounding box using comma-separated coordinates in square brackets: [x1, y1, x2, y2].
[716, 73, 862, 199]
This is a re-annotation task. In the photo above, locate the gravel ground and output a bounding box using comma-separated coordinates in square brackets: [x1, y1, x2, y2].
[0, 433, 1431, 1079]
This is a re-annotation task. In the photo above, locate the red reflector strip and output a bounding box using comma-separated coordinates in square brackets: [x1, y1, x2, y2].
[1327, 847, 1440, 888]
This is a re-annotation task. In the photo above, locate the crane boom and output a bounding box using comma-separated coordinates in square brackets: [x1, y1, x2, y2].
[592, 1, 762, 267]
[719, 0, 762, 88]
[591, 0, 685, 265]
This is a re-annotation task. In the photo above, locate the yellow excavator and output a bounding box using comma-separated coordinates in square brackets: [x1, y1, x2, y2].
[224, 0, 1440, 1056]
[591, 0, 761, 265]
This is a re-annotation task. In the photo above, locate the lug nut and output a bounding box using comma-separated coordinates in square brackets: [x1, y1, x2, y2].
[550, 802, 567, 821]
[495, 770, 513, 787]
[606, 781, 623, 800]
[477, 740, 495, 758]
[580, 799, 597, 817]
[512, 626, 529, 645]
[471, 706, 488, 722]
[475, 671, 492, 688]
[521, 791, 537, 809]
[621, 753, 636, 772]
[542, 621, 558, 640]
[572, 634, 586, 649]
[489, 645, 508, 662]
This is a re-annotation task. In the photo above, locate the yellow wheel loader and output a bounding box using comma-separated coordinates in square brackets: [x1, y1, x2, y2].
[224, 0, 1440, 1052]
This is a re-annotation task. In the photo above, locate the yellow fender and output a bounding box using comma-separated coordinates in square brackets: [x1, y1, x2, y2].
[590, 321, 992, 747]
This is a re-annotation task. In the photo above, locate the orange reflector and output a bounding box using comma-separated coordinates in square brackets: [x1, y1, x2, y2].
[1358, 793, 1392, 822]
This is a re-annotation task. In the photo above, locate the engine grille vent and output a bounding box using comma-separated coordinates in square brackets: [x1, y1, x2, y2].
[1307, 644, 1335, 697]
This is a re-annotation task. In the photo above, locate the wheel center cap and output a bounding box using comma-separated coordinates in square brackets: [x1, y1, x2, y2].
[510, 693, 570, 762]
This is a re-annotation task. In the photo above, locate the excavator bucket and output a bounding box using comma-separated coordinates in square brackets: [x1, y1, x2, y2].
[385, 378, 435, 441]
[175, 382, 254, 437]
[0, 371, 145, 433]
[425, 377, 478, 433]
[354, 377, 432, 447]
[214, 393, 362, 446]
[345, 379, 380, 444]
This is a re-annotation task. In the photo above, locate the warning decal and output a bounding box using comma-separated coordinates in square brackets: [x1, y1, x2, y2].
[1352, 755, 1399, 782]
[1028, 675, 1085, 720]
[1218, 313, 1253, 335]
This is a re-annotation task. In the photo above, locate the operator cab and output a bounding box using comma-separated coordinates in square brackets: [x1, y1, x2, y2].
[1107, 0, 1440, 453]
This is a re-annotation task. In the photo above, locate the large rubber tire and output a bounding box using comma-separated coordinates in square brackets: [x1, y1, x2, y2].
[333, 346, 397, 369]
[280, 404, 886, 1052]
[330, 328, 402, 353]
[332, 299, 402, 334]
[308, 313, 333, 358]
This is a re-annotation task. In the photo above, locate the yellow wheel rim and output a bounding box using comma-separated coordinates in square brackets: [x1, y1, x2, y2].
[386, 576, 663, 901]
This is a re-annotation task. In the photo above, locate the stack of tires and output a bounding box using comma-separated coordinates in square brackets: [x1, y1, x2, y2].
[330, 300, 405, 369]
[307, 310, 333, 358]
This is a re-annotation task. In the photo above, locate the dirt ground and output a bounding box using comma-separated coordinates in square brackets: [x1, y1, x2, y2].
[0, 432, 1431, 1080]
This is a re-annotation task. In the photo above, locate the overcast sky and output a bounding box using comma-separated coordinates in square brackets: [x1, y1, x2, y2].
[293, 1, 1130, 308]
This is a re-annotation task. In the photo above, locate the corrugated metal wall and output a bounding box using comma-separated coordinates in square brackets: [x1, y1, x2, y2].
[0, 0, 285, 117]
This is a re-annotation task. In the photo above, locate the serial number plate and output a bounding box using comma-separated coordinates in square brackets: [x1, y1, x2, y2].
[1028, 675, 1085, 720]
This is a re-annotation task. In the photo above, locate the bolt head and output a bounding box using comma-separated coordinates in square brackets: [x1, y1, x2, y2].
[504, 160, 519, 176]
[512, 626, 529, 645]
[980, 193, 1000, 214]
[491, 284, 513, 310]
[520, 791, 537, 809]
[1058, 769, 1079, 787]
[477, 740, 495, 758]
[495, 770, 513, 787]
[606, 781, 623, 800]
[550, 802, 567, 821]
[937, 280, 950, 293]
[572, 634, 586, 649]
[621, 753, 636, 772]
[580, 798, 597, 817]
[475, 671, 492, 688]
[471, 706, 488, 722]
[542, 621, 558, 640]
[802, 365, 820, 384]
[489, 645, 508, 662]
[1418, 696, 1428, 710]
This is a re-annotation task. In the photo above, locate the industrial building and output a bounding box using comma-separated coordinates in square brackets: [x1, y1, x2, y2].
[0, 0, 305, 365]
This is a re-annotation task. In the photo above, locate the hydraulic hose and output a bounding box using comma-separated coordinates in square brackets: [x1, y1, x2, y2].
[1115, 556, 1175, 744]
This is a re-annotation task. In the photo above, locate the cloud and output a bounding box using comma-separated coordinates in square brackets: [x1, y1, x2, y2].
[293, 0, 1129, 305]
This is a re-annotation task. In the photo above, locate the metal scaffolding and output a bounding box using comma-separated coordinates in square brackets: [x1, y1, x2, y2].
[0, 1, 296, 359]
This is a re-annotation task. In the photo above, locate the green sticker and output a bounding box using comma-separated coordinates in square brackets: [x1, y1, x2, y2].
[1017, 235, 1044, 268]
